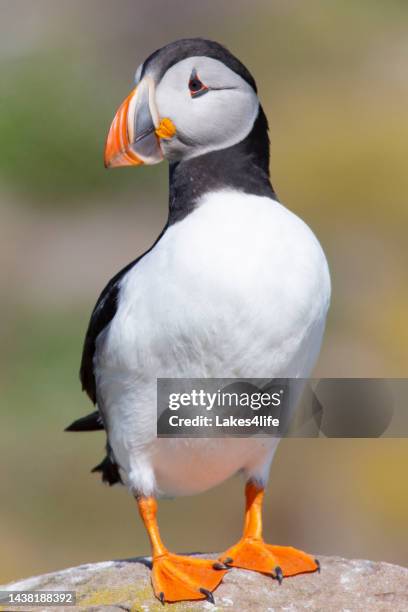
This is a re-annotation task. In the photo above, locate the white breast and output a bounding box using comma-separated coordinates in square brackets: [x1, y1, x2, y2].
[95, 190, 331, 497]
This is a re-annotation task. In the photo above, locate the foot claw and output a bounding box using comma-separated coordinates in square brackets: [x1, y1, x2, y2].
[213, 561, 229, 570]
[199, 588, 215, 604]
[315, 558, 321, 573]
[274, 566, 283, 585]
[159, 591, 165, 605]
[222, 556, 234, 565]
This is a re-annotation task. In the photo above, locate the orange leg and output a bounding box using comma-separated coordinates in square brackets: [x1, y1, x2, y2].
[137, 496, 228, 604]
[219, 482, 319, 582]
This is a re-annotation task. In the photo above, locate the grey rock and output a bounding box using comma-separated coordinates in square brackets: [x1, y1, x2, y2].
[1, 554, 407, 611]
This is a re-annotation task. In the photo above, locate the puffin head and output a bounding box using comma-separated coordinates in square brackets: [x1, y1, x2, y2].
[104, 38, 261, 168]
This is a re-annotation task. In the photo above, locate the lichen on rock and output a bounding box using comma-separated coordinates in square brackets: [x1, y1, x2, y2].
[1, 554, 407, 611]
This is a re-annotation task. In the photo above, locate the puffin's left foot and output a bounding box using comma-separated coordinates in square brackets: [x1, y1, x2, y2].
[136, 496, 228, 604]
[219, 538, 319, 580]
[152, 552, 228, 604]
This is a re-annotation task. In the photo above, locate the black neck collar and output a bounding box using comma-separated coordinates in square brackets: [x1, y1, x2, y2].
[167, 106, 277, 226]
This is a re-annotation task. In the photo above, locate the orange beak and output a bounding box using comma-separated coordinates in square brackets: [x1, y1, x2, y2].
[104, 76, 176, 169]
[104, 87, 143, 168]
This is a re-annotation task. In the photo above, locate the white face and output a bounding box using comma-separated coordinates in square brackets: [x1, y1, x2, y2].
[154, 56, 259, 162]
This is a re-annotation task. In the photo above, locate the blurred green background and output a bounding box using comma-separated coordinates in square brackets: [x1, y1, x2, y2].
[1, 0, 407, 584]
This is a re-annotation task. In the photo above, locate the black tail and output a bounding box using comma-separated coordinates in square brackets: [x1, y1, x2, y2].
[65, 410, 104, 432]
[92, 455, 122, 485]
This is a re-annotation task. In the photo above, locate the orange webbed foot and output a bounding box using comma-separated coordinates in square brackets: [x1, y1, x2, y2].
[220, 482, 320, 582]
[152, 552, 228, 604]
[219, 538, 319, 581]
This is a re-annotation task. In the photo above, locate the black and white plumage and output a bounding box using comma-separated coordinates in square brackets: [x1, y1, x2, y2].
[67, 38, 330, 499]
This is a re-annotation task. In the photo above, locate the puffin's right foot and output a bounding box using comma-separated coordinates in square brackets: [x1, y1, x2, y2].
[218, 482, 320, 582]
[152, 552, 228, 604]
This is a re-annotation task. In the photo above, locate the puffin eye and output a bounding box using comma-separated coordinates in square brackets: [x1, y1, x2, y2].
[188, 70, 208, 98]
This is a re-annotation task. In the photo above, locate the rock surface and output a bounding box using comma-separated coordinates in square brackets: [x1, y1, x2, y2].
[1, 554, 407, 611]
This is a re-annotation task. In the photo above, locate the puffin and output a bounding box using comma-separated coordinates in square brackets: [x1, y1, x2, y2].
[67, 38, 331, 604]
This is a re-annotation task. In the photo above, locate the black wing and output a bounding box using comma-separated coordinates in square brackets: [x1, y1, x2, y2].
[65, 410, 104, 431]
[63, 258, 139, 487]
[79, 224, 168, 405]
[79, 260, 137, 405]
[66, 228, 168, 486]
[66, 262, 136, 486]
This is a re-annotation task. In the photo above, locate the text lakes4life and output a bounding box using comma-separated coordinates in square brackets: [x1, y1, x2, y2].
[168, 414, 280, 428]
